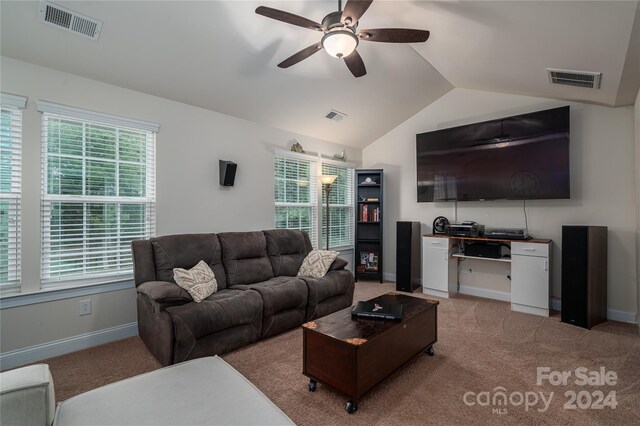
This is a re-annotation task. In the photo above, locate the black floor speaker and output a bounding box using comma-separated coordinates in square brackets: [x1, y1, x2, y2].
[561, 225, 608, 329]
[396, 221, 421, 292]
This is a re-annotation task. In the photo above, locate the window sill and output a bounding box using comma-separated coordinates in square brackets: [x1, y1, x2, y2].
[0, 279, 135, 310]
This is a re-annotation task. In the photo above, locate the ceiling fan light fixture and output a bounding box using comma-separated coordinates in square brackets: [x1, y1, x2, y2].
[322, 30, 358, 59]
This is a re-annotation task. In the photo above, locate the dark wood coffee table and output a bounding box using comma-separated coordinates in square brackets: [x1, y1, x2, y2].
[302, 292, 438, 414]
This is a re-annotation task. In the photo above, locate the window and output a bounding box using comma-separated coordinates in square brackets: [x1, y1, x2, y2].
[274, 150, 355, 250]
[39, 101, 158, 287]
[0, 93, 27, 291]
[274, 154, 318, 247]
[321, 162, 355, 249]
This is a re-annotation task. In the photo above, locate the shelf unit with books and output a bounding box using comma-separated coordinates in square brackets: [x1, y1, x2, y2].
[355, 169, 383, 283]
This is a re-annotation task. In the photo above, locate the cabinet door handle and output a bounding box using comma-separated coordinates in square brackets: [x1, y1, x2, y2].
[544, 260, 548, 271]
[444, 251, 449, 261]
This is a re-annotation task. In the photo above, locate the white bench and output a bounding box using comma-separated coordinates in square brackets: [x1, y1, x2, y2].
[0, 356, 293, 426]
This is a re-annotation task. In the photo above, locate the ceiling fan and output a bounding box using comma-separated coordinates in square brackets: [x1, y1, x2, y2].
[255, 0, 430, 78]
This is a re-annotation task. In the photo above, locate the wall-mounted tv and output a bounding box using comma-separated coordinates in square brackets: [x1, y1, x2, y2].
[416, 106, 570, 202]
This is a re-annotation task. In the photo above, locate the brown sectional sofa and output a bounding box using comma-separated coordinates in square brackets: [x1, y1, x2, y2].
[132, 229, 355, 366]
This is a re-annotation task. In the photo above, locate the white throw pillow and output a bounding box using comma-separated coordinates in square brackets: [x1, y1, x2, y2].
[297, 250, 339, 278]
[173, 260, 218, 303]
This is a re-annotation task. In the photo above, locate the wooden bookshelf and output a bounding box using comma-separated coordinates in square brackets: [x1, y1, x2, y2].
[355, 169, 383, 283]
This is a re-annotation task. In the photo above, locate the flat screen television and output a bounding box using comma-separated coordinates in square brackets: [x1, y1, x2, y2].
[416, 106, 570, 202]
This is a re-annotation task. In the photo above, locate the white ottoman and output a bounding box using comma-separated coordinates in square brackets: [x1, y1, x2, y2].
[1, 356, 293, 426]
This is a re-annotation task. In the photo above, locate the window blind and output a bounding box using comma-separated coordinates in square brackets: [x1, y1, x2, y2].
[40, 111, 156, 286]
[321, 162, 355, 249]
[274, 153, 318, 248]
[0, 98, 25, 290]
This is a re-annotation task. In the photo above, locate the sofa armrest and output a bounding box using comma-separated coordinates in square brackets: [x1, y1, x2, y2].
[137, 281, 192, 304]
[329, 257, 348, 271]
[0, 364, 56, 426]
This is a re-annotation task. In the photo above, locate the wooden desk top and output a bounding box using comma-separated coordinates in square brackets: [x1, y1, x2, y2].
[423, 234, 552, 244]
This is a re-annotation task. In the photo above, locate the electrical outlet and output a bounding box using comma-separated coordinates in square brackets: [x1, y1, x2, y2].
[79, 299, 91, 316]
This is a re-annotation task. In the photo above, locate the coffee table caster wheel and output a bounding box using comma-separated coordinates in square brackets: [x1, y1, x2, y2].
[426, 346, 434, 356]
[308, 380, 317, 392]
[346, 401, 358, 414]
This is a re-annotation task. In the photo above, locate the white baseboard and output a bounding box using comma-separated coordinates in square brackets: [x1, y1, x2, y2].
[382, 272, 396, 282]
[511, 303, 549, 317]
[550, 297, 636, 323]
[0, 322, 138, 371]
[459, 285, 511, 302]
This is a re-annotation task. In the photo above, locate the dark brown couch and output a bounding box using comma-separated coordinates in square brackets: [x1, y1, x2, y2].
[132, 229, 355, 366]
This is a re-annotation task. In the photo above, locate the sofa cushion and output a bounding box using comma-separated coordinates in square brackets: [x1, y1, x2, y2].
[151, 234, 227, 289]
[299, 269, 355, 321]
[263, 229, 312, 277]
[53, 356, 294, 426]
[137, 281, 192, 304]
[173, 261, 218, 303]
[166, 290, 263, 362]
[297, 250, 339, 278]
[231, 276, 308, 337]
[218, 232, 274, 286]
[0, 364, 56, 426]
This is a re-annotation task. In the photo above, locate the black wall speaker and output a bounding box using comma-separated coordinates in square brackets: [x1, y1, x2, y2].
[219, 160, 237, 186]
[561, 225, 608, 329]
[396, 221, 421, 293]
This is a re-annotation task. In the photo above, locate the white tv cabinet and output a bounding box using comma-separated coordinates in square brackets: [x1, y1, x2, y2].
[422, 235, 552, 316]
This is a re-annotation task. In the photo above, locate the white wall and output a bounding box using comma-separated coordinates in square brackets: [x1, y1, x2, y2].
[0, 57, 361, 355]
[363, 88, 637, 318]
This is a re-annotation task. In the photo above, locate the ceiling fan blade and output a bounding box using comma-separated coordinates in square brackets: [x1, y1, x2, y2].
[344, 50, 367, 78]
[341, 0, 373, 25]
[278, 43, 323, 68]
[358, 28, 430, 43]
[256, 6, 324, 31]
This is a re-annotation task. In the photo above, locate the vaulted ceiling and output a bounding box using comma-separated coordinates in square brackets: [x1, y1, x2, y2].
[1, 1, 638, 149]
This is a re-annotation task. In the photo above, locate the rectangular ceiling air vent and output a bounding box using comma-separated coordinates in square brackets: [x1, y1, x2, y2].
[546, 68, 601, 89]
[325, 109, 347, 122]
[39, 1, 102, 40]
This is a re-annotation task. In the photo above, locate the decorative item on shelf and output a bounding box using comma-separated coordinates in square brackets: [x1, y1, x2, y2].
[320, 174, 338, 250]
[360, 176, 378, 185]
[358, 195, 367, 202]
[332, 150, 345, 161]
[432, 216, 449, 234]
[290, 141, 304, 153]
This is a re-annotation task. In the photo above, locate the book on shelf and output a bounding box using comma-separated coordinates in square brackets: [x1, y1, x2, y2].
[358, 205, 380, 222]
[359, 251, 379, 272]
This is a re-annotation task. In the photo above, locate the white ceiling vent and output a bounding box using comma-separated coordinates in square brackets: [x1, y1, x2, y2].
[546, 68, 601, 89]
[325, 109, 347, 122]
[39, 1, 102, 40]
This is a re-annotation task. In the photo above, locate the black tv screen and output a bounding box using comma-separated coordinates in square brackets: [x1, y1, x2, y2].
[416, 106, 570, 202]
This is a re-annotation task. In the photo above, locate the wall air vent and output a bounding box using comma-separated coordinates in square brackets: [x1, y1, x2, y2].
[39, 1, 102, 40]
[325, 109, 347, 122]
[546, 68, 601, 89]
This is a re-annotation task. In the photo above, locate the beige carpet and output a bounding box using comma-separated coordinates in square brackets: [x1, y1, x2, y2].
[41, 281, 640, 425]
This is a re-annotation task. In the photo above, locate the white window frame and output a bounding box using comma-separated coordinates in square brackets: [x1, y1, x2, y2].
[0, 93, 27, 294]
[321, 159, 355, 250]
[274, 148, 355, 251]
[38, 101, 158, 288]
[274, 150, 319, 248]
